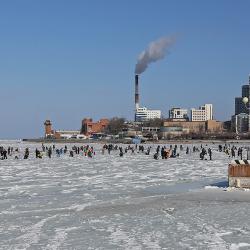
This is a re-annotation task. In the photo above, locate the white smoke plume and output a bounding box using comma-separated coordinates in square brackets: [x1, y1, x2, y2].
[135, 36, 175, 75]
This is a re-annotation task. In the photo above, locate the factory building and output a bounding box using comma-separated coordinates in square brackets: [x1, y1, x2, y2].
[54, 130, 85, 139]
[169, 107, 189, 120]
[191, 104, 213, 121]
[81, 118, 109, 136]
[163, 120, 223, 134]
[135, 107, 161, 122]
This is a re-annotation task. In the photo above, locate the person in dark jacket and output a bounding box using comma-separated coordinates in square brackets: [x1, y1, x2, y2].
[24, 148, 29, 159]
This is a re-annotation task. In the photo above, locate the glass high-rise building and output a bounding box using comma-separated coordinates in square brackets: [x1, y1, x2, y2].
[242, 85, 249, 98]
[235, 80, 250, 115]
[235, 97, 247, 115]
[233, 75, 250, 133]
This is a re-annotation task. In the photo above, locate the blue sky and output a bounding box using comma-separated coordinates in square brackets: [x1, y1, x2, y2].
[0, 0, 250, 138]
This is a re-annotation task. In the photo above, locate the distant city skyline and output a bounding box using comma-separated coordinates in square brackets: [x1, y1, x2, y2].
[0, 0, 250, 139]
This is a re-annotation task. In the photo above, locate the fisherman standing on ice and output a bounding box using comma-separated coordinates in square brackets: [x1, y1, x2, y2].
[2, 149, 7, 160]
[208, 148, 212, 160]
[231, 148, 235, 158]
[35, 148, 40, 158]
[161, 147, 165, 159]
[48, 147, 52, 158]
[247, 147, 250, 160]
[119, 147, 123, 157]
[24, 148, 29, 159]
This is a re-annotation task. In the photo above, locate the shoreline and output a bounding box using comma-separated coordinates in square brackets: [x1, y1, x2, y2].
[21, 138, 250, 144]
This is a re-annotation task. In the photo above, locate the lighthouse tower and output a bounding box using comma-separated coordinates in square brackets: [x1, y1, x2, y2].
[44, 120, 53, 138]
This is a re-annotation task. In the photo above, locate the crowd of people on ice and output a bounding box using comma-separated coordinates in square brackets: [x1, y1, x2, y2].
[1, 142, 249, 161]
[217, 144, 246, 159]
[0, 144, 96, 160]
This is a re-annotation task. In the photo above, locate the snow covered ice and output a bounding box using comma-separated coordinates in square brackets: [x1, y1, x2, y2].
[1, 141, 250, 249]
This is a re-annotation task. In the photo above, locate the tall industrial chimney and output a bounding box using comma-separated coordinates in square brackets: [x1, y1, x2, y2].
[135, 74, 139, 110]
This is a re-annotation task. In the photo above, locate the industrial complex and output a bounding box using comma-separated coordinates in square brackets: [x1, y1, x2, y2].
[41, 74, 250, 141]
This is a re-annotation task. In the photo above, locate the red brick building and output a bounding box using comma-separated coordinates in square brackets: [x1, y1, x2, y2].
[81, 118, 109, 135]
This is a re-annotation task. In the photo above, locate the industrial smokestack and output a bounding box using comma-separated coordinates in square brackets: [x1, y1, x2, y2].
[135, 74, 139, 110]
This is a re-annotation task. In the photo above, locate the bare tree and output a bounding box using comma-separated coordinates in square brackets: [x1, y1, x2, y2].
[106, 117, 126, 135]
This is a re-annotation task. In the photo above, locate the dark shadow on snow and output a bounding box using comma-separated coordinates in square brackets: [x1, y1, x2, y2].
[210, 180, 228, 188]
